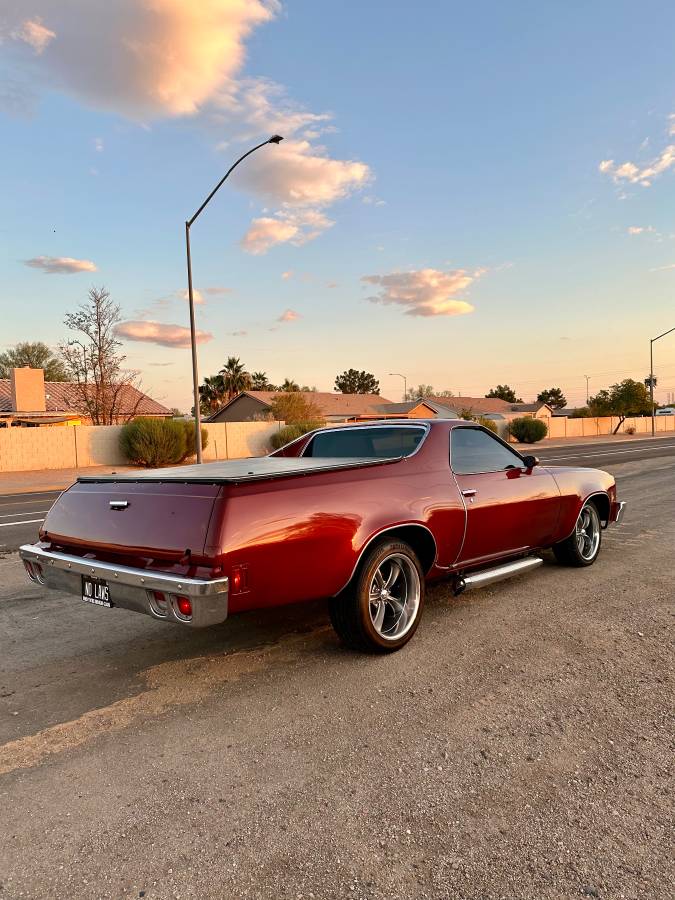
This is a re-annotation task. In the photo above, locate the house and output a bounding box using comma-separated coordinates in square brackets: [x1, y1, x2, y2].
[0, 367, 171, 427]
[207, 390, 394, 423]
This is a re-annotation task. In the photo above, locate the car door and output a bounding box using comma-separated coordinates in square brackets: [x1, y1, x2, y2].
[450, 426, 560, 565]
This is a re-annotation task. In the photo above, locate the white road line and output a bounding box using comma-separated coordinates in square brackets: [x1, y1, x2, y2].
[0, 519, 44, 528]
[545, 442, 675, 461]
[0, 510, 48, 518]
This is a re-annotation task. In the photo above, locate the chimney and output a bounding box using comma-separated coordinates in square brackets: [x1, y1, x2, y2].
[10, 367, 46, 412]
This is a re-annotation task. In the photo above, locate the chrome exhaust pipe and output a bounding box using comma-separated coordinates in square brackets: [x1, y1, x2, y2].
[454, 556, 543, 595]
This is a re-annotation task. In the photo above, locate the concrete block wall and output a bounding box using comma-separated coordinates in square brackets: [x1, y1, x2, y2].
[0, 420, 284, 473]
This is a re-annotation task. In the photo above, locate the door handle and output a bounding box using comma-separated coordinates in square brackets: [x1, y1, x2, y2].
[462, 489, 477, 497]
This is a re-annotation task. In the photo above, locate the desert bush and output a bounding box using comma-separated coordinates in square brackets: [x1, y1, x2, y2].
[268, 392, 323, 424]
[179, 420, 209, 462]
[120, 418, 186, 467]
[624, 424, 636, 435]
[475, 415, 498, 433]
[270, 421, 323, 451]
[508, 416, 548, 443]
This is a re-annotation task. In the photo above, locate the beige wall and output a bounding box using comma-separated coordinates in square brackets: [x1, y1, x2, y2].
[0, 421, 284, 473]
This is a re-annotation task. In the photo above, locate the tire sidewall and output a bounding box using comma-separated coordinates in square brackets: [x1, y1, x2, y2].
[575, 502, 602, 566]
[354, 540, 425, 651]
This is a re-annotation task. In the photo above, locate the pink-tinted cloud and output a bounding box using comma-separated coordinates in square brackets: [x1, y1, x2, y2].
[115, 320, 213, 348]
[11, 18, 55, 54]
[233, 138, 370, 208]
[241, 208, 333, 254]
[278, 309, 300, 323]
[600, 145, 675, 187]
[24, 255, 97, 274]
[362, 268, 479, 317]
[3, 0, 278, 117]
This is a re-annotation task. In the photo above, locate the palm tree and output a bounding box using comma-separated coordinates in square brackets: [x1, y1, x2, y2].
[279, 378, 300, 392]
[251, 371, 272, 390]
[219, 357, 252, 399]
[199, 375, 226, 415]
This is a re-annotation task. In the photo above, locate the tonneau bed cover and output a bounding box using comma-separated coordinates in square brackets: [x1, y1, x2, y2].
[78, 455, 400, 485]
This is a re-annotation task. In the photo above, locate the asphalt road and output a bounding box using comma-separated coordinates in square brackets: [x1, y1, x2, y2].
[1, 434, 674, 555]
[0, 446, 673, 898]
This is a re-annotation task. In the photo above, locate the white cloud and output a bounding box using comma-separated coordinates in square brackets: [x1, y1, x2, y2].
[278, 309, 300, 322]
[650, 263, 675, 272]
[24, 255, 97, 274]
[11, 18, 55, 54]
[599, 145, 675, 187]
[362, 268, 480, 317]
[115, 320, 212, 348]
[2, 0, 279, 117]
[281, 270, 293, 280]
[241, 208, 333, 254]
[232, 138, 370, 208]
[627, 225, 656, 235]
[93, 137, 104, 152]
[175, 288, 204, 305]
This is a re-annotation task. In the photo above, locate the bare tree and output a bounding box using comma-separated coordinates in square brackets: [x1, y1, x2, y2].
[60, 286, 141, 425]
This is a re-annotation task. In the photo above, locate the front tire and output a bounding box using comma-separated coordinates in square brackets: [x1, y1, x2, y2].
[328, 539, 425, 653]
[553, 501, 602, 567]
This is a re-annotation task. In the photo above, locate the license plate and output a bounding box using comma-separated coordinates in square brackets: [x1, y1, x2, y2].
[81, 575, 113, 608]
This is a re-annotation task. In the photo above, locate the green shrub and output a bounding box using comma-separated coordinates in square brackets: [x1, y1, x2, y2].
[179, 420, 209, 462]
[270, 421, 323, 451]
[120, 418, 186, 467]
[509, 416, 548, 443]
[475, 415, 498, 434]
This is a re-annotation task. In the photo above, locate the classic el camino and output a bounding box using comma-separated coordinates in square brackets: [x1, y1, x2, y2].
[20, 420, 625, 652]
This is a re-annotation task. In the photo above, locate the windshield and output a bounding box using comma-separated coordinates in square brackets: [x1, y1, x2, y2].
[303, 426, 426, 459]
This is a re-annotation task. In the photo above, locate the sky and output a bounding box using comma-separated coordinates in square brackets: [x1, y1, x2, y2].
[1, 0, 675, 411]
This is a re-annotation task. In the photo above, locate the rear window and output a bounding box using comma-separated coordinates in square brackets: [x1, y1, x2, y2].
[303, 426, 426, 459]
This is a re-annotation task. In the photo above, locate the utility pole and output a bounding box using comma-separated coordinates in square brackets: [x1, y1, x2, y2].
[649, 326, 675, 436]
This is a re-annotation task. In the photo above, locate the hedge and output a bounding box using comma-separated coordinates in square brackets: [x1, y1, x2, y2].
[120, 418, 209, 467]
[270, 421, 323, 451]
[508, 416, 548, 443]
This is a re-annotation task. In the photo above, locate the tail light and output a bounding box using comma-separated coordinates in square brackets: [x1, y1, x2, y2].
[175, 596, 192, 619]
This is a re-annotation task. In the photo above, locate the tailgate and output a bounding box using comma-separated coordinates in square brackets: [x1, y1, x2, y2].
[42, 480, 222, 560]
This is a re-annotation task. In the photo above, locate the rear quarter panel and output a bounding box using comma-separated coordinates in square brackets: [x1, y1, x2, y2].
[545, 466, 616, 542]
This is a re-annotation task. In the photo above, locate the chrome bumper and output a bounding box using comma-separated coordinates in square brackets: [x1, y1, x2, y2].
[611, 500, 627, 525]
[19, 544, 229, 628]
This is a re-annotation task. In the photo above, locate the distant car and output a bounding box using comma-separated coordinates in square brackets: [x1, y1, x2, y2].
[655, 407, 675, 416]
[21, 420, 626, 653]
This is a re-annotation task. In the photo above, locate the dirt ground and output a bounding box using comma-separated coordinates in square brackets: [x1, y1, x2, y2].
[0, 454, 673, 899]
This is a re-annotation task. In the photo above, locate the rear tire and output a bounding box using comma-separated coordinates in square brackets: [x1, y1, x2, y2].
[553, 501, 602, 567]
[329, 539, 425, 653]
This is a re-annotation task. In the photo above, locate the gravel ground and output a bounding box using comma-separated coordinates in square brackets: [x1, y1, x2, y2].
[0, 456, 673, 899]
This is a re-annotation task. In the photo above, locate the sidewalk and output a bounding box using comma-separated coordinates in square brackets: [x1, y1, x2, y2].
[0, 465, 140, 496]
[513, 431, 675, 450]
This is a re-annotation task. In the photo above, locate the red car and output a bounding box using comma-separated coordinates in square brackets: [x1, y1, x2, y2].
[20, 420, 625, 653]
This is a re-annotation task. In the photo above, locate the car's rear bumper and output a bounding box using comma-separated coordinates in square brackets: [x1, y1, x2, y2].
[19, 543, 229, 628]
[610, 500, 627, 525]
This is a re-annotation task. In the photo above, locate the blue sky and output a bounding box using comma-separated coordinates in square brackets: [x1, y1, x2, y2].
[2, 0, 675, 410]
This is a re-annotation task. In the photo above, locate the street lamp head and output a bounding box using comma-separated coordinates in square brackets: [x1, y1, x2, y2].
[268, 134, 284, 144]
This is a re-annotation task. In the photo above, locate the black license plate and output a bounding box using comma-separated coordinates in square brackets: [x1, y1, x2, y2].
[81, 575, 113, 608]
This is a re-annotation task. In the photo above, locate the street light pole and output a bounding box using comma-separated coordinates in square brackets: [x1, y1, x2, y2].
[649, 326, 675, 436]
[388, 372, 407, 402]
[583, 374, 590, 406]
[185, 135, 283, 463]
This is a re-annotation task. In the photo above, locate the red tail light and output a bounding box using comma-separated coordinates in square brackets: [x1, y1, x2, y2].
[176, 596, 192, 617]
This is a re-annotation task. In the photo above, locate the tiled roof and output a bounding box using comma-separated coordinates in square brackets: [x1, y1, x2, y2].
[216, 391, 393, 418]
[0, 380, 171, 417]
[427, 395, 513, 413]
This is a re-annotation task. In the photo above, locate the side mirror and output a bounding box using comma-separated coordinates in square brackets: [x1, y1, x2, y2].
[522, 455, 539, 469]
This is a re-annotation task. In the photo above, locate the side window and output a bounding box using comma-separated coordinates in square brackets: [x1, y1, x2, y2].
[450, 427, 524, 475]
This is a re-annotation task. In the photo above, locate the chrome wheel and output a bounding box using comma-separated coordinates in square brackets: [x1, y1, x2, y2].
[576, 504, 600, 561]
[368, 553, 421, 641]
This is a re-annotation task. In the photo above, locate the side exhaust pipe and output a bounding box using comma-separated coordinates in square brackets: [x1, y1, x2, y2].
[454, 556, 543, 596]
